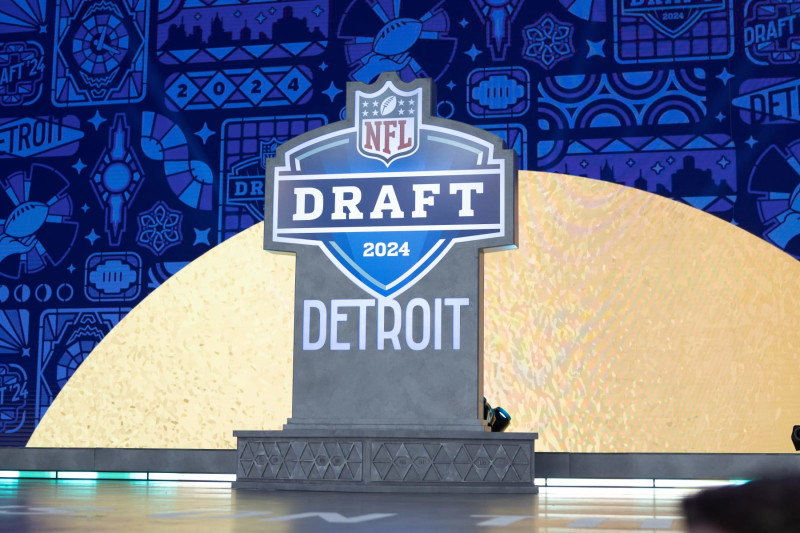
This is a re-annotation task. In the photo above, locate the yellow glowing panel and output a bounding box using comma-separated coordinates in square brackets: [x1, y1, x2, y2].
[30, 172, 800, 452]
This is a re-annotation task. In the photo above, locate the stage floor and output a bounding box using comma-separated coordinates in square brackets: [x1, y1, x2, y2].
[0, 479, 703, 532]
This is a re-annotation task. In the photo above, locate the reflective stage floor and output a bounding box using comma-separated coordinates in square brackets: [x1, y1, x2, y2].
[0, 479, 704, 532]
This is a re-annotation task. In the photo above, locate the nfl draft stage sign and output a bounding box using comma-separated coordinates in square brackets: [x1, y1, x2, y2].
[235, 73, 536, 493]
[271, 79, 506, 299]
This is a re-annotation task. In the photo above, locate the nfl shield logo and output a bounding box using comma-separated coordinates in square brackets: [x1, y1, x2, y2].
[356, 82, 421, 166]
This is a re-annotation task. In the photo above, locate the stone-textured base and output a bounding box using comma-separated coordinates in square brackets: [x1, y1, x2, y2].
[233, 429, 538, 493]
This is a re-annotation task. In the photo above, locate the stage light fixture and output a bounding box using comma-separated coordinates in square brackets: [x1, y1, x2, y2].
[792, 425, 800, 451]
[492, 406, 511, 432]
[483, 397, 511, 432]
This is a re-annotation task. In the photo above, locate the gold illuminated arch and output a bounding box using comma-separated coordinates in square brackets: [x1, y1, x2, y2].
[30, 172, 800, 452]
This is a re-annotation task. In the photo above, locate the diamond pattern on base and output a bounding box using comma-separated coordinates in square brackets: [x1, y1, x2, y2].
[371, 442, 529, 483]
[237, 440, 363, 482]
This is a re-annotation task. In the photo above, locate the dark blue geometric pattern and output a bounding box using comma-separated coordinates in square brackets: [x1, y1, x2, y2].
[523, 13, 575, 69]
[0, 0, 798, 445]
[164, 66, 314, 110]
[744, 0, 800, 65]
[613, 0, 734, 64]
[0, 309, 31, 444]
[0, 1, 47, 35]
[36, 308, 127, 424]
[338, 0, 456, 83]
[0, 41, 44, 106]
[136, 201, 182, 256]
[467, 67, 529, 118]
[0, 164, 78, 279]
[52, 0, 149, 105]
[84, 251, 141, 302]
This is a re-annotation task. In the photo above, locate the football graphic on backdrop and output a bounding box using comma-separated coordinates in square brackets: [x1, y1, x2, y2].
[373, 18, 423, 55]
[4, 202, 49, 238]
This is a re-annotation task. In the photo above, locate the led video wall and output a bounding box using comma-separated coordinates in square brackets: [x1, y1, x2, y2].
[1, 0, 799, 447]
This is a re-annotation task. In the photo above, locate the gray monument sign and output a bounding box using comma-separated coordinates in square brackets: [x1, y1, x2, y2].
[235, 73, 537, 492]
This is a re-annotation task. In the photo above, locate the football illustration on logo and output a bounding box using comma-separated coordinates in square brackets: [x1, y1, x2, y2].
[5, 202, 49, 238]
[380, 95, 397, 115]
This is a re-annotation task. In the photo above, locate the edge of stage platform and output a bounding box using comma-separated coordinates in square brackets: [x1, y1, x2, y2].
[233, 430, 538, 493]
[5, 449, 800, 481]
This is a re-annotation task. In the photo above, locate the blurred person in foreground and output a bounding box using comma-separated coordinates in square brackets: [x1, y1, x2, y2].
[682, 476, 800, 533]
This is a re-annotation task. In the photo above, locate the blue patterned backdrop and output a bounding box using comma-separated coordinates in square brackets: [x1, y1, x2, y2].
[0, 0, 796, 446]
